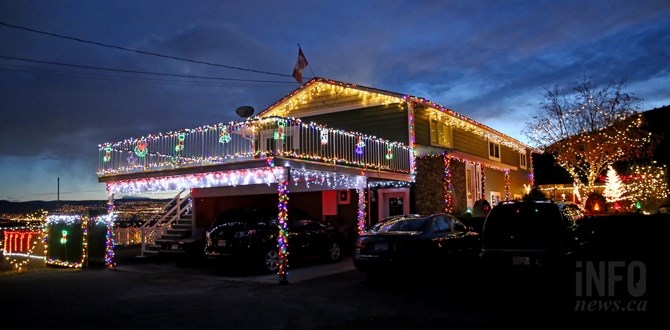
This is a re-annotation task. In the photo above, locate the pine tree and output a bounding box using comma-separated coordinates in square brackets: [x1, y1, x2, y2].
[604, 165, 625, 203]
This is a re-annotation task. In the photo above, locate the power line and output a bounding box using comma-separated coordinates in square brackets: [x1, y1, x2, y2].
[0, 21, 293, 78]
[0, 55, 295, 84]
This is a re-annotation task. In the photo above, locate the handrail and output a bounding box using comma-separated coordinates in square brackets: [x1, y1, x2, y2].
[139, 189, 192, 256]
[98, 116, 412, 178]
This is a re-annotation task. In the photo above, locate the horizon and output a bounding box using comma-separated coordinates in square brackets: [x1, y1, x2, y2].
[2, 1, 669, 201]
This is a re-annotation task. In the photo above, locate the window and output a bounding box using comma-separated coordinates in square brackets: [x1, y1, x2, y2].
[449, 216, 467, 232]
[520, 151, 527, 169]
[432, 215, 451, 232]
[259, 126, 298, 153]
[430, 119, 453, 148]
[490, 191, 501, 206]
[488, 140, 500, 161]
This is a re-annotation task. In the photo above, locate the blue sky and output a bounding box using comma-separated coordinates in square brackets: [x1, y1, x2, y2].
[1, 0, 669, 201]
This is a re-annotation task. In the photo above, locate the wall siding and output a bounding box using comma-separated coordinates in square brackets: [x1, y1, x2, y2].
[414, 109, 431, 146]
[453, 129, 488, 158]
[303, 104, 409, 143]
[484, 167, 505, 204]
[509, 168, 532, 199]
[500, 145, 520, 168]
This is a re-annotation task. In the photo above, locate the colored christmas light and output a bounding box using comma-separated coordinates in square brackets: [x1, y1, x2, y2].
[320, 129, 328, 145]
[356, 187, 367, 234]
[175, 132, 185, 153]
[103, 146, 112, 162]
[504, 170, 510, 201]
[44, 215, 88, 269]
[443, 155, 453, 213]
[355, 137, 365, 155]
[98, 116, 412, 177]
[134, 141, 148, 157]
[219, 126, 232, 143]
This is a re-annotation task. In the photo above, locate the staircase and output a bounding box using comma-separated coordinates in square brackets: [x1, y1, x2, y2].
[139, 190, 201, 257]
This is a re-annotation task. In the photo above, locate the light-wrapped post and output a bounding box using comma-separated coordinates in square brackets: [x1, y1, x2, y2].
[276, 168, 290, 284]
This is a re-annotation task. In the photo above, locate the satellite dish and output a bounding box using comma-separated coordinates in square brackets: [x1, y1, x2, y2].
[235, 106, 255, 118]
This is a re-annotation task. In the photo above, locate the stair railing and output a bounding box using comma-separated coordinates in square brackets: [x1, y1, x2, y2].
[139, 189, 192, 256]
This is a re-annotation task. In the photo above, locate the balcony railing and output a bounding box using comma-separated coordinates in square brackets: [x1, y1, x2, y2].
[98, 116, 412, 177]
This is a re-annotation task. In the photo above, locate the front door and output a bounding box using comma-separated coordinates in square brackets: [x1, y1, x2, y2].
[465, 163, 482, 209]
[377, 188, 410, 222]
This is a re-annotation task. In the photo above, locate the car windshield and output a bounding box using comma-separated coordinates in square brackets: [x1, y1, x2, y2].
[372, 217, 427, 233]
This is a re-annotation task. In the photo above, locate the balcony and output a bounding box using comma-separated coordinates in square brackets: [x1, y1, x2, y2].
[98, 117, 413, 183]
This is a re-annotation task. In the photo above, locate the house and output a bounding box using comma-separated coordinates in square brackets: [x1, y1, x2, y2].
[97, 77, 535, 278]
[256, 78, 536, 220]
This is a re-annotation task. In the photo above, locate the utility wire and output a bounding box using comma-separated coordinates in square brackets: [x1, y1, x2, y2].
[0, 21, 293, 78]
[0, 55, 295, 84]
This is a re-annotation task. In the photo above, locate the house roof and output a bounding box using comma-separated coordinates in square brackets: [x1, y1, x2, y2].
[258, 77, 536, 152]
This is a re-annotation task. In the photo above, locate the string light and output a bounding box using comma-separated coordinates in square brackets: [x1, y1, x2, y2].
[443, 155, 453, 213]
[134, 141, 148, 157]
[175, 132, 185, 153]
[259, 78, 530, 154]
[219, 126, 232, 143]
[103, 146, 112, 162]
[504, 170, 510, 201]
[624, 163, 669, 210]
[98, 116, 412, 177]
[1, 229, 44, 271]
[44, 215, 88, 268]
[356, 187, 367, 234]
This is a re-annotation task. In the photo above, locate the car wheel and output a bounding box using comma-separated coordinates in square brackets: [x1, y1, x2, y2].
[263, 248, 280, 273]
[328, 241, 342, 262]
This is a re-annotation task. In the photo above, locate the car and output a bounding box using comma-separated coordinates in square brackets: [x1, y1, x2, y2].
[204, 207, 343, 273]
[367, 214, 422, 232]
[480, 199, 590, 268]
[353, 213, 481, 277]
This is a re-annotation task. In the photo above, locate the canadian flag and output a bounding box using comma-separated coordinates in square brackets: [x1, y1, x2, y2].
[292, 46, 309, 83]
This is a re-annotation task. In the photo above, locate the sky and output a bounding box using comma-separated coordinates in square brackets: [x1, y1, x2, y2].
[1, 0, 669, 202]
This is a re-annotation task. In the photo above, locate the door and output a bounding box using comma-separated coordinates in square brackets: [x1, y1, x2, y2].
[377, 188, 410, 222]
[465, 163, 482, 209]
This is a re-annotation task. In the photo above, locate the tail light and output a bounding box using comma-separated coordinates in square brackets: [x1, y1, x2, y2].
[355, 237, 367, 250]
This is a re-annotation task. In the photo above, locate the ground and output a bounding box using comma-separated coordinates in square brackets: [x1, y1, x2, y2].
[1, 213, 668, 328]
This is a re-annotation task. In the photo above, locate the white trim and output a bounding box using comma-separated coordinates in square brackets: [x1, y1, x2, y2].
[519, 151, 527, 170]
[377, 188, 410, 222]
[488, 140, 501, 162]
[490, 191, 502, 206]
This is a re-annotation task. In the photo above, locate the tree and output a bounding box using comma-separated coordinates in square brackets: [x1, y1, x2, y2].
[523, 79, 654, 189]
[603, 165, 625, 203]
[624, 162, 670, 211]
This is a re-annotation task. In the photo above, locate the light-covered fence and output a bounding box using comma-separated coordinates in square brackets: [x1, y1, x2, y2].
[98, 117, 412, 177]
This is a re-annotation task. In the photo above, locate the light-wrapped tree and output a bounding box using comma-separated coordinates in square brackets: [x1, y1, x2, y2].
[523, 80, 654, 189]
[603, 165, 625, 203]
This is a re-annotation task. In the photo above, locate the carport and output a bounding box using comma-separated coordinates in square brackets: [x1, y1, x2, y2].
[98, 117, 412, 283]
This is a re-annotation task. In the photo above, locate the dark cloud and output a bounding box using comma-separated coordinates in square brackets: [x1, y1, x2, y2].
[1, 0, 669, 200]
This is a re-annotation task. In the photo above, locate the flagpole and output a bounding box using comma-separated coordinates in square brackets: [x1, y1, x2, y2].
[297, 44, 316, 78]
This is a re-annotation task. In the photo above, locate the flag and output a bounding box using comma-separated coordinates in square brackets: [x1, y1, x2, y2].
[292, 46, 309, 83]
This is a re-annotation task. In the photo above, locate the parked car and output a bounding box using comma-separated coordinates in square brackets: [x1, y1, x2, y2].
[204, 207, 343, 273]
[480, 199, 590, 268]
[353, 213, 481, 276]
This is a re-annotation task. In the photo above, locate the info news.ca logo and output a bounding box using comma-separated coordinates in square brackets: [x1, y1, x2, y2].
[575, 261, 648, 312]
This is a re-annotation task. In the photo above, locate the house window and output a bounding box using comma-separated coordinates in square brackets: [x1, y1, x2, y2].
[430, 119, 453, 148]
[519, 151, 527, 169]
[259, 126, 298, 154]
[490, 191, 501, 206]
[488, 140, 500, 161]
